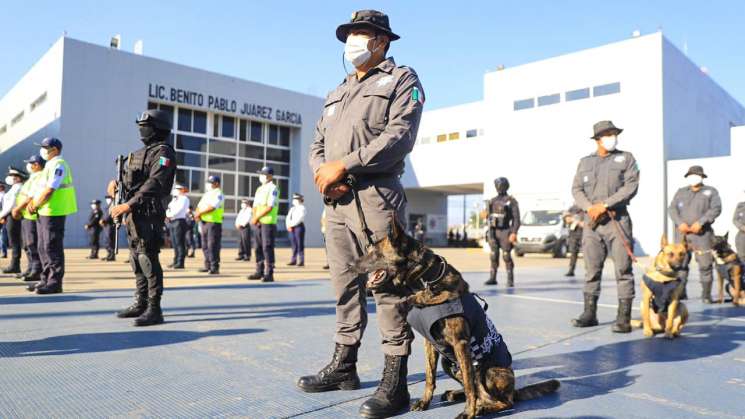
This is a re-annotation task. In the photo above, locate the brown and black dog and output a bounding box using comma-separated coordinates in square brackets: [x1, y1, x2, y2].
[631, 235, 690, 339]
[712, 233, 745, 305]
[353, 219, 559, 419]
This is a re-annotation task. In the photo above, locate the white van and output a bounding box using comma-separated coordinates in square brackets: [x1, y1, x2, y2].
[515, 209, 568, 258]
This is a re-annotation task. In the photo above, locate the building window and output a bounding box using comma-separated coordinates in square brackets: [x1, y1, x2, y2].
[176, 135, 207, 153]
[466, 129, 478, 138]
[448, 132, 460, 141]
[537, 93, 560, 107]
[250, 121, 263, 143]
[221, 116, 235, 139]
[178, 108, 193, 132]
[513, 98, 534, 111]
[193, 111, 207, 134]
[593, 82, 621, 97]
[279, 126, 291, 147]
[11, 111, 24, 126]
[436, 134, 447, 143]
[239, 119, 248, 141]
[268, 124, 279, 145]
[30, 92, 47, 112]
[566, 88, 590, 101]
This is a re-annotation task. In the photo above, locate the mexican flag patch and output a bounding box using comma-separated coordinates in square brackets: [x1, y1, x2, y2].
[159, 156, 171, 167]
[411, 86, 424, 104]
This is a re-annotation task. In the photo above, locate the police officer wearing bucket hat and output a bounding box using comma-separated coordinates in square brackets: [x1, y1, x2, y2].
[571, 120, 640, 333]
[668, 165, 721, 303]
[299, 9, 425, 418]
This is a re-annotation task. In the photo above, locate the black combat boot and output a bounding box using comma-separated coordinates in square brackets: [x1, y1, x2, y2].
[24, 272, 41, 282]
[359, 355, 410, 418]
[571, 293, 599, 327]
[2, 263, 21, 274]
[507, 270, 515, 287]
[262, 263, 274, 282]
[134, 297, 164, 326]
[209, 264, 220, 275]
[116, 294, 147, 318]
[565, 269, 575, 277]
[484, 268, 497, 285]
[247, 263, 264, 280]
[297, 343, 360, 392]
[612, 298, 633, 333]
[701, 282, 713, 304]
[16, 270, 29, 279]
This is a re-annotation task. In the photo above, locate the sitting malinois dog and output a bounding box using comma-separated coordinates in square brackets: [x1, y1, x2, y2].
[352, 219, 559, 418]
[712, 233, 745, 305]
[631, 235, 690, 339]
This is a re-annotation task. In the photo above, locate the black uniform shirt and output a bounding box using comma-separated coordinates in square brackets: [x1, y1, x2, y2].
[487, 195, 521, 233]
[124, 141, 176, 215]
[87, 208, 103, 229]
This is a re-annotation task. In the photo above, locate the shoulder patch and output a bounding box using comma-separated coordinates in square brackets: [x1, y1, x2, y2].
[159, 156, 172, 167]
[411, 86, 424, 104]
[54, 168, 63, 176]
[703, 190, 712, 196]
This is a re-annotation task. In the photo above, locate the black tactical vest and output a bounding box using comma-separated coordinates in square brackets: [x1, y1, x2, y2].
[642, 275, 682, 312]
[407, 293, 512, 369]
[489, 195, 512, 229]
[125, 141, 174, 215]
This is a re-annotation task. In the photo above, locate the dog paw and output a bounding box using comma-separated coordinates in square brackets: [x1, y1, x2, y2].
[643, 328, 654, 338]
[664, 331, 675, 339]
[441, 390, 465, 403]
[455, 413, 474, 419]
[410, 399, 430, 411]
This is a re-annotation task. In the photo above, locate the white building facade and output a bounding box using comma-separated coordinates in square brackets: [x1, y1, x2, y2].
[404, 32, 745, 253]
[1, 33, 743, 252]
[0, 37, 324, 247]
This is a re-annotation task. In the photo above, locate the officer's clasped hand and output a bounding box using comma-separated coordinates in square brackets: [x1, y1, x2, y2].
[314, 160, 347, 195]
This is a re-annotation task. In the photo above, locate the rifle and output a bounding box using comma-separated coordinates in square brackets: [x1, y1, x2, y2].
[114, 155, 126, 254]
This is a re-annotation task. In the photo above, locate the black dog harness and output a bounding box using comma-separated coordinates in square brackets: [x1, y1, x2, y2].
[642, 274, 682, 313]
[407, 293, 512, 369]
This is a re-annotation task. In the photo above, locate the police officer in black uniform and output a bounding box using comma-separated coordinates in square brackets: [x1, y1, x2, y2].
[564, 205, 584, 277]
[101, 195, 116, 261]
[85, 199, 103, 259]
[110, 109, 176, 327]
[484, 177, 521, 286]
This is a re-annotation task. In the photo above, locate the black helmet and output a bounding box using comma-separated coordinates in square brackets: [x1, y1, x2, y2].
[494, 177, 509, 194]
[136, 109, 172, 131]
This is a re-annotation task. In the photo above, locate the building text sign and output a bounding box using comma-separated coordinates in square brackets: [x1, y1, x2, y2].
[148, 83, 303, 125]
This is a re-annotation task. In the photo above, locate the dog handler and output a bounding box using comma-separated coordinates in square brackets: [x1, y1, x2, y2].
[668, 165, 721, 303]
[299, 9, 425, 418]
[734, 200, 745, 261]
[571, 120, 640, 333]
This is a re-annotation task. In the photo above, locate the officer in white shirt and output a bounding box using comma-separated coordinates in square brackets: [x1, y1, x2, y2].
[0, 167, 28, 274]
[286, 193, 307, 266]
[235, 198, 253, 261]
[166, 184, 190, 269]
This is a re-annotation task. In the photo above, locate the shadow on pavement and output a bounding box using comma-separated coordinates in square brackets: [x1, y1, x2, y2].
[509, 324, 745, 414]
[0, 328, 265, 357]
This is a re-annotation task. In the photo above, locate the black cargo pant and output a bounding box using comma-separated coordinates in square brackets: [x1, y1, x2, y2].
[238, 226, 252, 260]
[169, 219, 187, 266]
[37, 215, 66, 289]
[88, 226, 102, 256]
[567, 230, 583, 273]
[126, 214, 164, 301]
[201, 222, 222, 270]
[488, 228, 514, 274]
[22, 218, 41, 274]
[289, 223, 305, 264]
[104, 224, 115, 259]
[252, 223, 276, 275]
[5, 216, 22, 271]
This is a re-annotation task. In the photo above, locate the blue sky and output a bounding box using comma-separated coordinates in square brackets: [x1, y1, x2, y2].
[2, 0, 744, 111]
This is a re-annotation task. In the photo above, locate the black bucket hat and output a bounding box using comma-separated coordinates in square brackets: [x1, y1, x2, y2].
[336, 10, 400, 42]
[685, 165, 707, 178]
[591, 120, 623, 139]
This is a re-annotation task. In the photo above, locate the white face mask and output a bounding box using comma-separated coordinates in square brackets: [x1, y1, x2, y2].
[26, 163, 33, 173]
[4, 176, 15, 185]
[259, 175, 268, 184]
[40, 148, 50, 160]
[344, 34, 378, 67]
[241, 203, 248, 210]
[292, 199, 300, 206]
[106, 198, 113, 205]
[171, 190, 180, 197]
[90, 204, 97, 210]
[600, 136, 618, 152]
[687, 175, 703, 187]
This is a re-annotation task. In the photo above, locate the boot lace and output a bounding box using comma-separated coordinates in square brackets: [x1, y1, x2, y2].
[373, 356, 399, 397]
[319, 346, 344, 377]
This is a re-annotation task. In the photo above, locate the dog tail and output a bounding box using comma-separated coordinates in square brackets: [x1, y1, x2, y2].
[514, 379, 560, 401]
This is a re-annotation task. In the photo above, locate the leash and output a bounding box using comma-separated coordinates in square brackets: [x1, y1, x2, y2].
[343, 175, 376, 248]
[603, 209, 647, 271]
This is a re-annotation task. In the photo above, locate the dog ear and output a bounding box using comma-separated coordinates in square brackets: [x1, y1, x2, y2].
[660, 234, 669, 248]
[724, 231, 729, 241]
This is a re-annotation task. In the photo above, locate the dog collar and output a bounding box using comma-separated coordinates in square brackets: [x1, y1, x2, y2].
[415, 254, 447, 292]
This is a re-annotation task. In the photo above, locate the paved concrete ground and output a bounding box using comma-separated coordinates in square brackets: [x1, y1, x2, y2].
[0, 248, 744, 418]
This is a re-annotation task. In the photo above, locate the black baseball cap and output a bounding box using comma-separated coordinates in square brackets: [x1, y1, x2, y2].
[35, 137, 63, 150]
